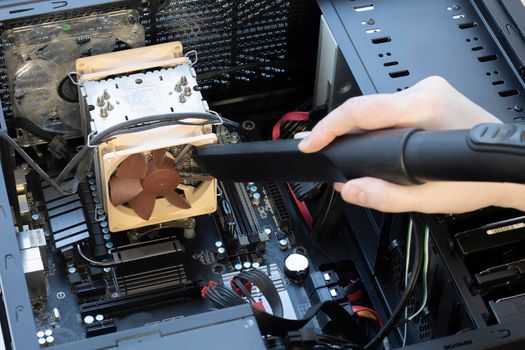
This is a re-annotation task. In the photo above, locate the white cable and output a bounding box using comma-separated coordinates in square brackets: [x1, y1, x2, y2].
[401, 219, 413, 346]
[408, 226, 430, 321]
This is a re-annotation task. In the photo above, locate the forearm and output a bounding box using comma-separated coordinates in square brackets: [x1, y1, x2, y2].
[496, 183, 525, 212]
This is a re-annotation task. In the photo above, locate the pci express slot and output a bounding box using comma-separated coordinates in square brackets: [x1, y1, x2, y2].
[265, 183, 292, 231]
[79, 281, 201, 318]
[116, 265, 187, 296]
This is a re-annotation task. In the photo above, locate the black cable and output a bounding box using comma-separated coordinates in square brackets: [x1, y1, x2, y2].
[235, 269, 284, 317]
[364, 222, 424, 350]
[7, 117, 60, 141]
[0, 131, 73, 195]
[76, 244, 116, 267]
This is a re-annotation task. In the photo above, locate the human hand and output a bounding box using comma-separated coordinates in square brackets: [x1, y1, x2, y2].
[298, 76, 525, 213]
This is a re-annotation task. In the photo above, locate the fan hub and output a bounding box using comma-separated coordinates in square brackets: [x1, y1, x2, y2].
[143, 169, 180, 196]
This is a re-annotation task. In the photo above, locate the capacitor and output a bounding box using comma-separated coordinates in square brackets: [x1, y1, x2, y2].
[214, 241, 223, 248]
[243, 261, 252, 269]
[263, 227, 272, 238]
[247, 184, 258, 193]
[45, 336, 54, 344]
[95, 314, 104, 322]
[279, 239, 288, 250]
[229, 131, 240, 143]
[84, 315, 95, 325]
[36, 331, 45, 338]
[284, 253, 310, 283]
[217, 247, 226, 260]
[252, 262, 260, 269]
[38, 338, 46, 346]
[252, 192, 261, 206]
[234, 263, 243, 271]
[44, 329, 53, 337]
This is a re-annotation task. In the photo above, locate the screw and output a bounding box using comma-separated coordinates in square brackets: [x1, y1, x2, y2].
[184, 86, 192, 96]
[179, 76, 188, 86]
[175, 83, 182, 92]
[97, 96, 105, 107]
[366, 18, 375, 25]
[179, 94, 187, 103]
[106, 101, 114, 111]
[100, 108, 108, 118]
[103, 89, 111, 100]
[514, 105, 523, 112]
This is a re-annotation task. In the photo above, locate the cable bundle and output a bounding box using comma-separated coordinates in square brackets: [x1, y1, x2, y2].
[202, 269, 366, 345]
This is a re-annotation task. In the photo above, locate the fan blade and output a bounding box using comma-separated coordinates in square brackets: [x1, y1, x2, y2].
[109, 177, 143, 206]
[165, 191, 192, 209]
[143, 168, 180, 196]
[128, 191, 157, 220]
[116, 153, 148, 179]
[152, 148, 167, 169]
[161, 156, 175, 169]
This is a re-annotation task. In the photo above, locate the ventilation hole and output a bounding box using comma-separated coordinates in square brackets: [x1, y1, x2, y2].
[170, 107, 174, 112]
[125, 115, 129, 121]
[366, 28, 381, 34]
[378, 53, 384, 57]
[354, 4, 374, 12]
[459, 21, 477, 29]
[452, 14, 466, 19]
[514, 116, 525, 121]
[159, 76, 164, 81]
[472, 46, 483, 51]
[396, 88, 402, 92]
[447, 5, 461, 11]
[372, 36, 391, 44]
[492, 80, 504, 86]
[499, 89, 519, 97]
[384, 61, 399, 67]
[115, 83, 119, 89]
[486, 72, 492, 76]
[88, 105, 95, 111]
[494, 70, 499, 75]
[389, 70, 410, 78]
[135, 78, 143, 84]
[478, 54, 498, 62]
[9, 7, 34, 14]
[386, 52, 392, 56]
[466, 38, 471, 42]
[474, 37, 479, 41]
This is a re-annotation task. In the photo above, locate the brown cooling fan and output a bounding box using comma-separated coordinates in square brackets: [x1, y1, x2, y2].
[109, 147, 196, 220]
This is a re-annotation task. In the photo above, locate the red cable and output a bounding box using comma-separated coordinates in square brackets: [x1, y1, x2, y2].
[272, 111, 310, 141]
[352, 305, 384, 327]
[273, 111, 313, 230]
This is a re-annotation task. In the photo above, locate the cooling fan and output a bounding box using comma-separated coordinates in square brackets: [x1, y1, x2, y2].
[109, 147, 200, 220]
[2, 10, 144, 136]
[98, 130, 218, 232]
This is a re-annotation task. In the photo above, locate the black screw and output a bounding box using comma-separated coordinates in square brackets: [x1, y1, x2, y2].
[366, 18, 375, 25]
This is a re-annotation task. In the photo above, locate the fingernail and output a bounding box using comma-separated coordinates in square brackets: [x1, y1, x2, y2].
[298, 137, 309, 151]
[343, 184, 365, 204]
[333, 182, 344, 192]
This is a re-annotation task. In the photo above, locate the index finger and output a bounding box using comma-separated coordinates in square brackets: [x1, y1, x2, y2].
[298, 91, 416, 153]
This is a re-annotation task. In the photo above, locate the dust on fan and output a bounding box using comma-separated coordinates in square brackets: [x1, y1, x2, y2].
[109, 146, 207, 220]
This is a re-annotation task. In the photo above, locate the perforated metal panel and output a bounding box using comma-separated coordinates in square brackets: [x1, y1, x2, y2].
[0, 0, 311, 122]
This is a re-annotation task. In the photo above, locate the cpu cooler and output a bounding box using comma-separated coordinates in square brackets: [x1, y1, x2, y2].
[77, 42, 217, 232]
